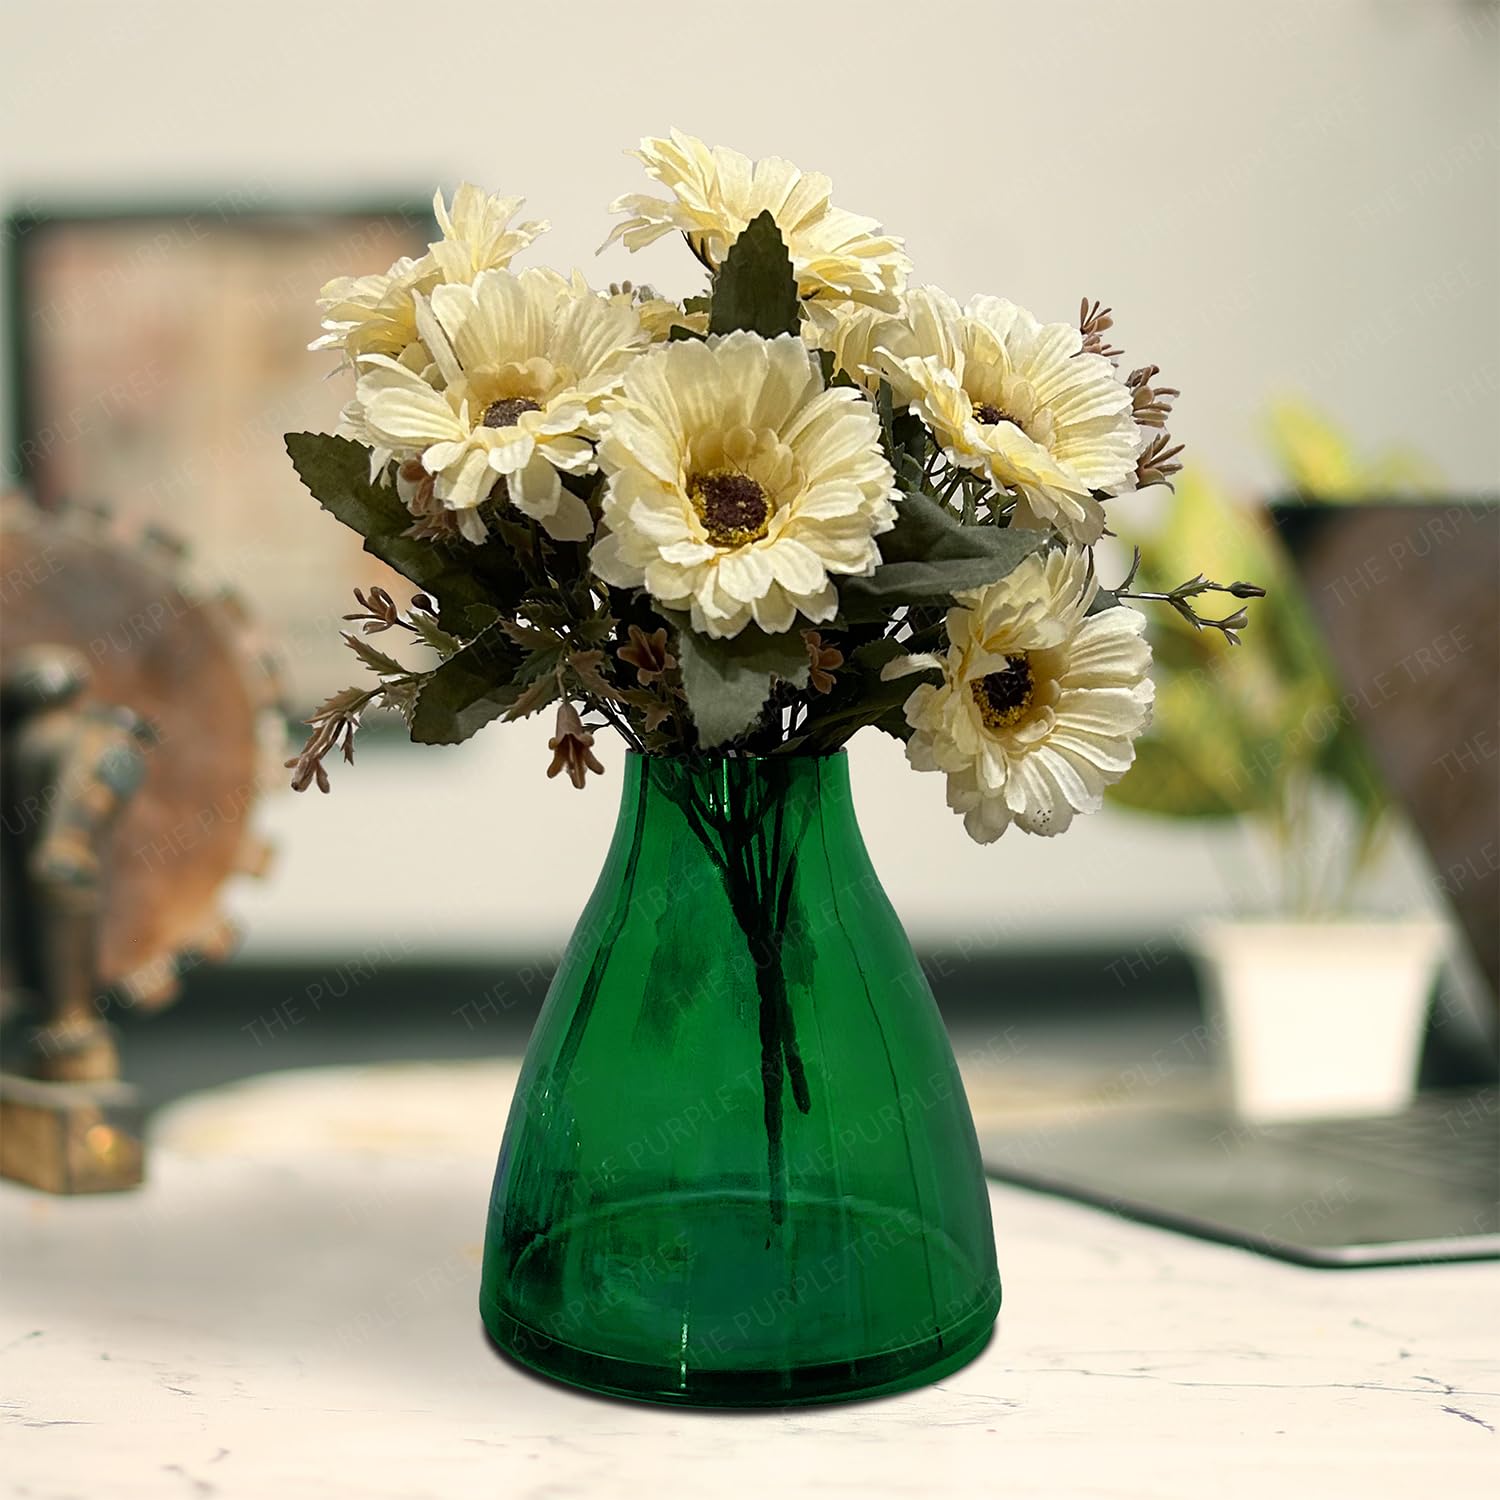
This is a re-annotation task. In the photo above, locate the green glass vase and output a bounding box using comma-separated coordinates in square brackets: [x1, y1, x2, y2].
[480, 751, 1000, 1406]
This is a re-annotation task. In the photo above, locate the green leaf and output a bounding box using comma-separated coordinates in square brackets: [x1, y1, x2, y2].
[708, 210, 799, 340]
[342, 632, 408, 678]
[839, 493, 1048, 619]
[284, 433, 526, 632]
[875, 491, 1031, 568]
[408, 611, 463, 660]
[676, 626, 810, 749]
[503, 671, 562, 723]
[510, 637, 567, 689]
[409, 622, 525, 745]
[875, 381, 926, 491]
[500, 620, 560, 652]
[489, 514, 536, 562]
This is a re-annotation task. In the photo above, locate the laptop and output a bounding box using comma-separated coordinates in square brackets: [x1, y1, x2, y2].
[980, 501, 1500, 1267]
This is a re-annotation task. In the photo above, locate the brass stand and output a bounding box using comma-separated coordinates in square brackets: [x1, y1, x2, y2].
[0, 1072, 143, 1193]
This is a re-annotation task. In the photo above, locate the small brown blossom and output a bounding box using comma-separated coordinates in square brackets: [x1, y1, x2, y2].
[404, 510, 465, 542]
[1135, 432, 1185, 489]
[618, 624, 677, 685]
[1125, 364, 1180, 429]
[344, 585, 402, 634]
[1079, 298, 1123, 360]
[803, 631, 844, 695]
[546, 701, 605, 790]
[398, 465, 467, 541]
[284, 685, 375, 793]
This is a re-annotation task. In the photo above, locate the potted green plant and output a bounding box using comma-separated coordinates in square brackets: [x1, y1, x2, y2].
[1109, 404, 1448, 1121]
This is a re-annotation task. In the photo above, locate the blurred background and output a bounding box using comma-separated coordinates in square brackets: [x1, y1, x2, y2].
[1, 0, 1496, 1123]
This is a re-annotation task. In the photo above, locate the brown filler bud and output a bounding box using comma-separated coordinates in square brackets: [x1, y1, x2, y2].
[618, 624, 677, 685]
[803, 631, 844, 695]
[547, 701, 605, 790]
[1079, 298, 1123, 360]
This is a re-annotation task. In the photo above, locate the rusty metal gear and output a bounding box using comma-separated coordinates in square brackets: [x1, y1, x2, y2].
[1, 491, 284, 1008]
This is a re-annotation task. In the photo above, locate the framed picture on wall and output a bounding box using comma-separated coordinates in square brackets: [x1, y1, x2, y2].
[5, 196, 436, 708]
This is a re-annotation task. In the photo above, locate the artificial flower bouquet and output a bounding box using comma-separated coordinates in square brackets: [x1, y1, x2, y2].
[283, 131, 1265, 1406]
[286, 129, 1260, 840]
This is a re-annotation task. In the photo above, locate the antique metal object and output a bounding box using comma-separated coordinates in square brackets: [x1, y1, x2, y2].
[0, 494, 282, 1191]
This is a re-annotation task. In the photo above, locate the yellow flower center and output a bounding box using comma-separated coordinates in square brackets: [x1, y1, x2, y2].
[971, 655, 1034, 731]
[483, 397, 542, 428]
[689, 469, 771, 548]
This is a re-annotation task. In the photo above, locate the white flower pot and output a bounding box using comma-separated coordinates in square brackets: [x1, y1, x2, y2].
[1190, 920, 1448, 1123]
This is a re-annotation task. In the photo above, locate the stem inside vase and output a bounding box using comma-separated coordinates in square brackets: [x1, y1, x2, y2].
[671, 763, 815, 1235]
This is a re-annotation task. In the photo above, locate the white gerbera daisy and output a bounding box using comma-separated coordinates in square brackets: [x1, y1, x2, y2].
[426, 183, 549, 284]
[603, 130, 910, 311]
[312, 184, 549, 364]
[591, 332, 897, 639]
[880, 290, 1142, 544]
[606, 286, 710, 344]
[890, 547, 1153, 842]
[802, 298, 901, 392]
[351, 267, 646, 543]
[312, 254, 432, 366]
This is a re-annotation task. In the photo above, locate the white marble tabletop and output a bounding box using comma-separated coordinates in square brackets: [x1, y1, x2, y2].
[2, 1062, 1496, 1500]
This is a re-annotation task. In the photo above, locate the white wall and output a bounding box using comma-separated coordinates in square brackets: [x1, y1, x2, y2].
[3, 0, 1495, 954]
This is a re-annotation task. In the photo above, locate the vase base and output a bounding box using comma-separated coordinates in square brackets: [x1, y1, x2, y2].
[483, 1295, 998, 1408]
[480, 1191, 1000, 1407]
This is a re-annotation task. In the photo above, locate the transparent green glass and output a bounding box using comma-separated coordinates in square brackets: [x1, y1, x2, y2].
[480, 751, 1000, 1406]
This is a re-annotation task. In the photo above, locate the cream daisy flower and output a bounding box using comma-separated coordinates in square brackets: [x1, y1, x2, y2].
[591, 332, 897, 639]
[607, 285, 711, 343]
[426, 183, 549, 283]
[880, 290, 1142, 544]
[312, 254, 432, 366]
[604, 130, 910, 311]
[351, 267, 646, 543]
[312, 184, 549, 365]
[802, 299, 901, 392]
[890, 547, 1153, 842]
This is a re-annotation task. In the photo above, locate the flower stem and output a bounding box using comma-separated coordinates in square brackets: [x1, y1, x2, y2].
[673, 774, 812, 1235]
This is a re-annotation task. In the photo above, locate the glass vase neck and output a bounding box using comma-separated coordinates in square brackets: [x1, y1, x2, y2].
[613, 750, 854, 823]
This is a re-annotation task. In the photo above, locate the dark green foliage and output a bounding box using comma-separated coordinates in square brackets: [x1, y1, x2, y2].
[285, 433, 527, 631]
[840, 493, 1047, 618]
[676, 626, 811, 749]
[708, 211, 799, 340]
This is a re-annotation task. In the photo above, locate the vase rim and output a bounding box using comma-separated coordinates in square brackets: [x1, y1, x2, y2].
[625, 748, 849, 764]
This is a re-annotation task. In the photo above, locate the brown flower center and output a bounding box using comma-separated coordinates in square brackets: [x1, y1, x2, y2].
[483, 397, 542, 428]
[689, 469, 770, 547]
[971, 655, 1034, 731]
[973, 402, 1020, 429]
